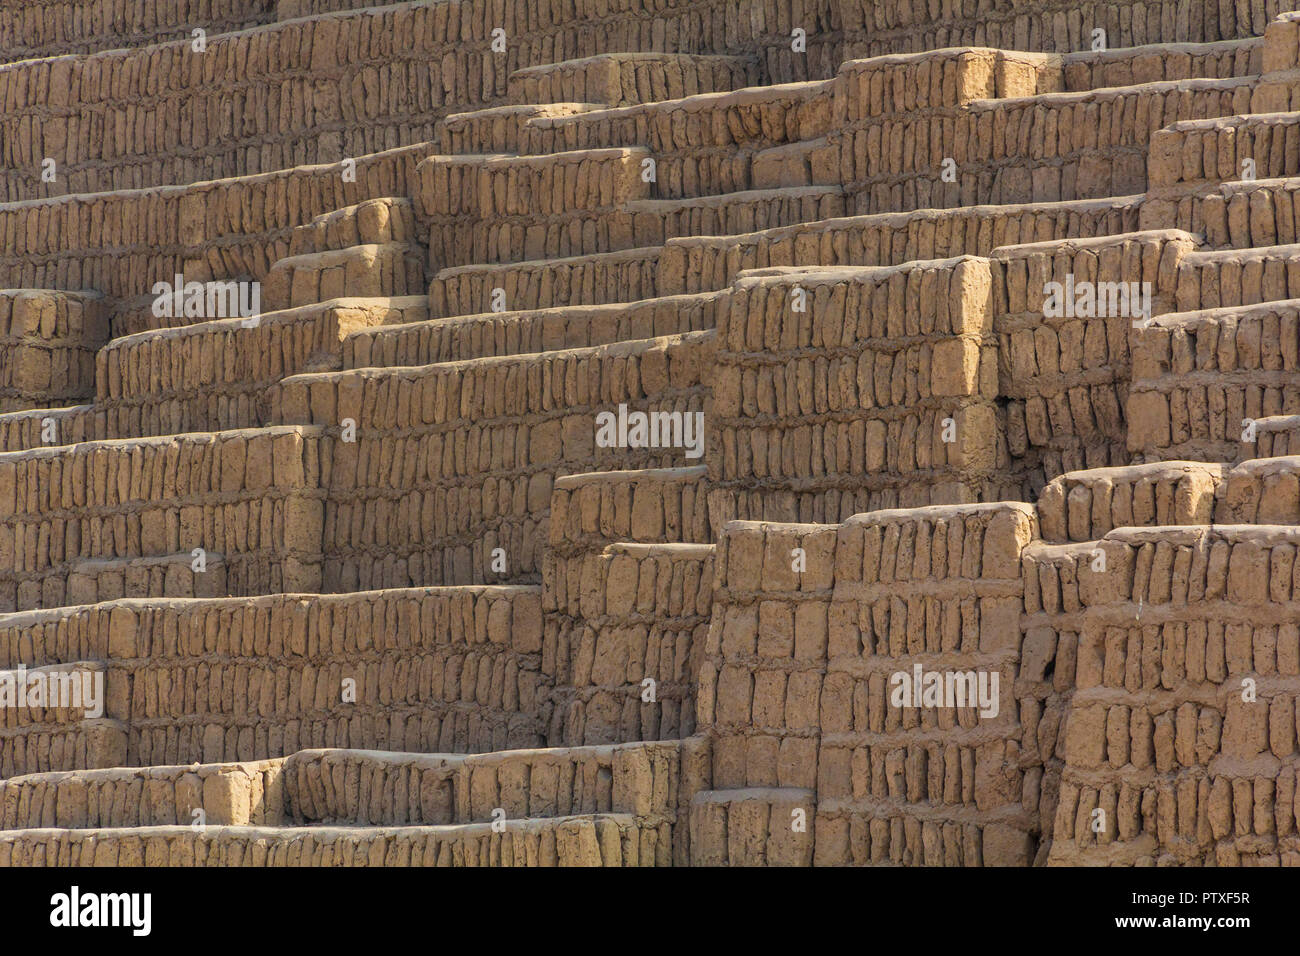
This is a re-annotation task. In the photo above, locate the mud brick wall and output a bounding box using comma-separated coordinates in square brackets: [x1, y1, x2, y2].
[697, 520, 835, 795]
[429, 247, 662, 318]
[830, 47, 1261, 216]
[658, 199, 1144, 297]
[264, 244, 426, 311]
[697, 503, 1043, 865]
[273, 331, 713, 589]
[66, 552, 230, 606]
[1175, 247, 1300, 313]
[0, 290, 109, 413]
[710, 258, 1008, 528]
[516, 83, 834, 201]
[96, 299, 426, 443]
[1153, 179, 1300, 250]
[840, 0, 1285, 58]
[1036, 461, 1224, 543]
[1217, 457, 1300, 525]
[345, 293, 721, 368]
[0, 142, 431, 310]
[0, 406, 96, 455]
[289, 196, 418, 257]
[1250, 415, 1300, 459]
[0, 759, 289, 829]
[1059, 39, 1263, 90]
[507, 53, 758, 108]
[1145, 113, 1300, 220]
[547, 467, 715, 555]
[0, 4, 524, 201]
[415, 148, 651, 270]
[829, 49, 1055, 215]
[0, 718, 127, 778]
[1047, 525, 1300, 865]
[280, 741, 694, 863]
[279, 0, 845, 85]
[544, 542, 713, 747]
[0, 0, 278, 62]
[1128, 300, 1300, 462]
[0, 425, 324, 612]
[545, 468, 715, 748]
[0, 814, 655, 866]
[0, 584, 545, 763]
[992, 230, 1195, 486]
[439, 103, 601, 156]
[627, 186, 846, 250]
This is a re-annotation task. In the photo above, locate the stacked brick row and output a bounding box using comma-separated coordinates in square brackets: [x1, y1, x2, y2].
[0, 141, 428, 305]
[0, 425, 324, 612]
[1050, 525, 1300, 865]
[0, 0, 277, 61]
[429, 247, 662, 318]
[657, 199, 1142, 297]
[697, 503, 1042, 865]
[0, 814, 653, 866]
[710, 257, 1009, 527]
[273, 332, 713, 588]
[992, 230, 1194, 483]
[0, 290, 108, 413]
[0, 4, 520, 201]
[344, 293, 721, 368]
[508, 53, 757, 107]
[278, 0, 844, 85]
[415, 148, 650, 268]
[0, 585, 545, 766]
[94, 299, 428, 442]
[1128, 299, 1300, 461]
[841, 0, 1283, 58]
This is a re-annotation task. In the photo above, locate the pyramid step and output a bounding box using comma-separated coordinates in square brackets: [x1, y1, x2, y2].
[0, 813, 651, 866]
[660, 195, 1144, 296]
[438, 103, 604, 155]
[1149, 110, 1300, 200]
[1176, 243, 1300, 311]
[543, 540, 714, 747]
[1246, 414, 1300, 458]
[0, 718, 127, 779]
[0, 290, 109, 414]
[415, 148, 651, 270]
[0, 758, 289, 829]
[288, 197, 418, 257]
[280, 741, 684, 830]
[1129, 297, 1300, 462]
[515, 80, 834, 200]
[1060, 38, 1263, 92]
[688, 788, 816, 866]
[264, 244, 425, 312]
[429, 246, 662, 318]
[623, 185, 846, 247]
[94, 296, 428, 441]
[0, 405, 95, 454]
[344, 292, 722, 368]
[1037, 461, 1224, 542]
[508, 53, 759, 108]
[549, 466, 713, 557]
[65, 552, 229, 606]
[0, 584, 545, 763]
[273, 332, 713, 587]
[0, 424, 325, 613]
